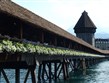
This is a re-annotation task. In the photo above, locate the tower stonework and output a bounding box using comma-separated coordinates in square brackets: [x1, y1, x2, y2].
[74, 11, 96, 46]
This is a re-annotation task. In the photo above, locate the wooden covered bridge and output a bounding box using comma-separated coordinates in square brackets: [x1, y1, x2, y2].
[0, 0, 109, 83]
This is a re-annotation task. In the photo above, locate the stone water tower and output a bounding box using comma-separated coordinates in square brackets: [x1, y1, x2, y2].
[74, 11, 96, 46]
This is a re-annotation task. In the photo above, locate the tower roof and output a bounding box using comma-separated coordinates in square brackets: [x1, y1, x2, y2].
[74, 11, 96, 29]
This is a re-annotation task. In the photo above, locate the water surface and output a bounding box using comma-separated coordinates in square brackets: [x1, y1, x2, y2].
[1, 60, 109, 83]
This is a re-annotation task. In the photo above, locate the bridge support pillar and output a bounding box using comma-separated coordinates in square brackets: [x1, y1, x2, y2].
[30, 67, 36, 83]
[48, 62, 52, 81]
[24, 66, 36, 83]
[54, 62, 57, 80]
[86, 59, 90, 68]
[38, 64, 42, 80]
[15, 69, 20, 83]
[73, 59, 78, 70]
[62, 59, 69, 80]
[82, 58, 86, 70]
[41, 62, 46, 80]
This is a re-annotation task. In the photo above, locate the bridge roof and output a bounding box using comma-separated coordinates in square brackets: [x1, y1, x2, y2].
[74, 11, 96, 29]
[0, 0, 108, 55]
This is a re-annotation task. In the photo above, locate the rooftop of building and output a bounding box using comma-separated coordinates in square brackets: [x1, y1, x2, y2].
[95, 38, 109, 42]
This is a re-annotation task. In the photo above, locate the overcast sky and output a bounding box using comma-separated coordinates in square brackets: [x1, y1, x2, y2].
[12, 0, 109, 34]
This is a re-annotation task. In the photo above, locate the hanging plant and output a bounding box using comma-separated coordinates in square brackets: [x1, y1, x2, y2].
[0, 38, 105, 58]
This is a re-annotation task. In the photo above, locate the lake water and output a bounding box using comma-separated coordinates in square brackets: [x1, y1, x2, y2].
[1, 60, 109, 83]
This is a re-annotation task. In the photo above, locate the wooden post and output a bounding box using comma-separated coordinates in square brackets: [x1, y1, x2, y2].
[48, 62, 52, 80]
[42, 63, 45, 80]
[63, 39, 66, 47]
[41, 31, 44, 43]
[30, 68, 36, 83]
[82, 58, 86, 70]
[77, 59, 82, 69]
[38, 64, 42, 80]
[15, 69, 20, 83]
[62, 62, 67, 80]
[24, 69, 30, 83]
[62, 59, 68, 80]
[68, 42, 72, 49]
[86, 59, 89, 68]
[54, 36, 57, 46]
[66, 60, 69, 78]
[73, 59, 77, 70]
[20, 22, 23, 39]
[54, 62, 57, 80]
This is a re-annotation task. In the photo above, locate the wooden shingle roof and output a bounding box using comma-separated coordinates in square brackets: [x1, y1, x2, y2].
[0, 0, 109, 55]
[74, 11, 96, 29]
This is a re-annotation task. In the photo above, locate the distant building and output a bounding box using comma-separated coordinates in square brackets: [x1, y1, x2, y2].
[95, 39, 109, 50]
[74, 11, 96, 46]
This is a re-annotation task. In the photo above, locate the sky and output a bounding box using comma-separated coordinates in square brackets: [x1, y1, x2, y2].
[12, 0, 109, 35]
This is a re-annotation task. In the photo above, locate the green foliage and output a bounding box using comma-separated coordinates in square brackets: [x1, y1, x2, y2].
[0, 43, 3, 52]
[2, 40, 16, 53]
[14, 42, 27, 53]
[0, 39, 104, 57]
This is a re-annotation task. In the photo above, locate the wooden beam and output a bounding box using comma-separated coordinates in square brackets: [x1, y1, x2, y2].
[30, 68, 36, 83]
[62, 60, 68, 80]
[20, 22, 23, 39]
[41, 31, 44, 43]
[1, 69, 9, 83]
[57, 63, 63, 78]
[42, 63, 45, 79]
[73, 59, 77, 70]
[15, 69, 20, 83]
[54, 62, 57, 80]
[68, 42, 72, 49]
[82, 58, 86, 70]
[48, 62, 52, 80]
[54, 36, 57, 46]
[38, 64, 42, 80]
[24, 69, 30, 83]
